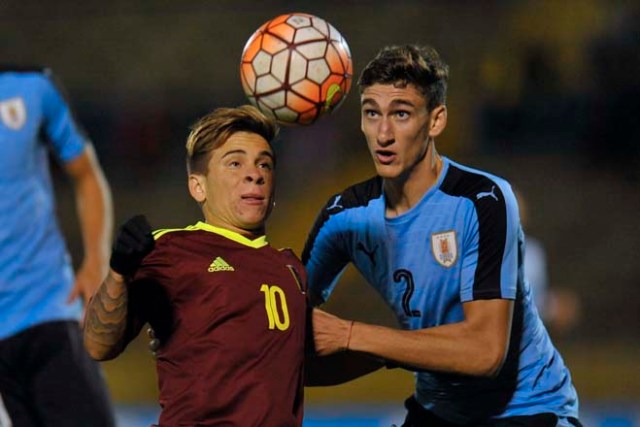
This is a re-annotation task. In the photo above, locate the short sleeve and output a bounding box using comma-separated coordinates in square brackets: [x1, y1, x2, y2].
[40, 70, 87, 163]
[460, 181, 519, 302]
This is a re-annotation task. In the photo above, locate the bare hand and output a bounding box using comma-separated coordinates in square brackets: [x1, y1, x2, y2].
[68, 259, 106, 303]
[312, 308, 354, 356]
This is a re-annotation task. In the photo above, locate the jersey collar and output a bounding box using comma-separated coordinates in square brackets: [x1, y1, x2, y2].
[194, 221, 269, 249]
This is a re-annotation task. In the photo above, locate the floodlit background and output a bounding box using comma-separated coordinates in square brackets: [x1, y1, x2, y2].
[2, 1, 639, 425]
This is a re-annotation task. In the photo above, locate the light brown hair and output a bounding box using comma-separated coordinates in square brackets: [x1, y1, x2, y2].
[186, 105, 279, 175]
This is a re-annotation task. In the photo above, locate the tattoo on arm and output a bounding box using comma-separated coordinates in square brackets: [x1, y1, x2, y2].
[83, 274, 129, 359]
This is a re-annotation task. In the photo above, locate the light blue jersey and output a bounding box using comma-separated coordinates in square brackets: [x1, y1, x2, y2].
[303, 157, 578, 424]
[0, 67, 86, 339]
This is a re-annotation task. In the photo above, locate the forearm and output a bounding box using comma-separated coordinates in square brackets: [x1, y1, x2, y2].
[73, 147, 113, 271]
[312, 300, 512, 378]
[83, 271, 130, 361]
[348, 320, 507, 377]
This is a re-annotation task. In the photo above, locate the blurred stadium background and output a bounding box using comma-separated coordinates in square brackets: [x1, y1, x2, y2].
[2, 0, 639, 425]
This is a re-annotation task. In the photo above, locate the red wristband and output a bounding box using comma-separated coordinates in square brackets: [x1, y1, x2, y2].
[345, 320, 355, 351]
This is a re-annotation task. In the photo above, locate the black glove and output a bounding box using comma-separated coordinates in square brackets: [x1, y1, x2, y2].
[109, 215, 155, 276]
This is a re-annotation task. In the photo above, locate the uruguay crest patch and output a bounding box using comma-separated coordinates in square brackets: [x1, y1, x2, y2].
[0, 97, 27, 130]
[431, 230, 457, 268]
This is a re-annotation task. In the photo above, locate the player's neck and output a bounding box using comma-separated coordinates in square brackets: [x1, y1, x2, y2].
[203, 216, 266, 240]
[384, 143, 442, 218]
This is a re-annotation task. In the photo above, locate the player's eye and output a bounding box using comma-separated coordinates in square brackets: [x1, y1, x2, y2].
[227, 160, 241, 168]
[395, 110, 410, 119]
[363, 109, 379, 118]
[258, 161, 273, 170]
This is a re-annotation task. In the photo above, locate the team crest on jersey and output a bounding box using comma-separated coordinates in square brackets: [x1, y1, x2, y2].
[431, 230, 457, 268]
[0, 97, 27, 130]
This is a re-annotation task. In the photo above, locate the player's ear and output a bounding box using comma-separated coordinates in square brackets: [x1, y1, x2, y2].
[188, 174, 206, 203]
[428, 105, 447, 138]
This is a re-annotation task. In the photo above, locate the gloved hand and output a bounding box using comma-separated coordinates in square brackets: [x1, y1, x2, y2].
[109, 215, 155, 276]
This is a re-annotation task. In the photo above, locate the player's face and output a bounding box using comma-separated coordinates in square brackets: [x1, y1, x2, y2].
[360, 83, 441, 180]
[189, 131, 275, 235]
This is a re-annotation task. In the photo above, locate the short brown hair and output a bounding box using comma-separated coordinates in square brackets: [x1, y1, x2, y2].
[358, 44, 449, 111]
[186, 105, 279, 175]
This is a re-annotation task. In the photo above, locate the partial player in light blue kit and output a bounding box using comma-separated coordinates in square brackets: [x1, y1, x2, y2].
[0, 66, 114, 426]
[304, 45, 581, 426]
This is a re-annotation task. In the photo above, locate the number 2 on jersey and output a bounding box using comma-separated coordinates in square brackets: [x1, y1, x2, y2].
[260, 284, 290, 331]
[393, 269, 422, 317]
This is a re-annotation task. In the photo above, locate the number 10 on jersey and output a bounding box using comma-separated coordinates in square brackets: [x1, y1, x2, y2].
[260, 284, 290, 331]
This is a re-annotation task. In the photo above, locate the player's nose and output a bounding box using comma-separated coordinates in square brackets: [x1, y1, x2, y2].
[376, 116, 394, 147]
[244, 165, 265, 184]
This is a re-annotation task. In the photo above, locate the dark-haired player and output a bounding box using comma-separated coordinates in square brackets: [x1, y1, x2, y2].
[83, 105, 307, 426]
[304, 45, 581, 426]
[0, 66, 114, 426]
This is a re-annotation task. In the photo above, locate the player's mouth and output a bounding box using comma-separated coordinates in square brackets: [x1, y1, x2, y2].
[375, 150, 396, 165]
[240, 193, 266, 205]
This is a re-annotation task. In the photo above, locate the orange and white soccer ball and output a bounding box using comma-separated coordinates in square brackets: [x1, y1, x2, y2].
[240, 13, 353, 126]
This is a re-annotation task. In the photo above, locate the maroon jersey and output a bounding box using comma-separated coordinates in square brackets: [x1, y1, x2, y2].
[128, 222, 307, 427]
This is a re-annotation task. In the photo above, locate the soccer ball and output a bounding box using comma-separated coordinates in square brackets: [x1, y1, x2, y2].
[240, 12, 353, 126]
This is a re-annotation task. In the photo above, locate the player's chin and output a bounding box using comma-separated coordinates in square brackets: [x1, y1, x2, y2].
[238, 208, 270, 229]
[374, 163, 403, 179]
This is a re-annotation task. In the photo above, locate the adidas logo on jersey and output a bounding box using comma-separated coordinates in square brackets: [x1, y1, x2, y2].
[208, 257, 235, 272]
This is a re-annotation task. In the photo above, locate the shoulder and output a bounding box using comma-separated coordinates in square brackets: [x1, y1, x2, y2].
[440, 159, 517, 212]
[332, 175, 383, 209]
[141, 225, 214, 267]
[310, 175, 381, 231]
[152, 225, 206, 245]
[317, 175, 382, 220]
[0, 66, 71, 106]
[0, 65, 52, 85]
[302, 177, 381, 262]
[277, 247, 303, 264]
[0, 64, 49, 75]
